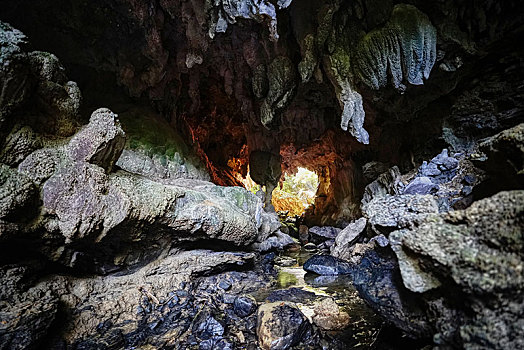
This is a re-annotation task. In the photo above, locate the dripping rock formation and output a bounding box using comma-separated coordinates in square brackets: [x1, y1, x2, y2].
[1, 0, 524, 349]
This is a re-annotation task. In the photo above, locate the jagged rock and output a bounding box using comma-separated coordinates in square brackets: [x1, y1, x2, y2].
[476, 123, 524, 191]
[353, 4, 437, 90]
[362, 194, 439, 231]
[259, 56, 296, 128]
[256, 302, 311, 350]
[28, 51, 81, 136]
[0, 126, 41, 166]
[397, 191, 524, 348]
[0, 164, 38, 223]
[308, 226, 340, 244]
[303, 255, 352, 275]
[389, 230, 442, 293]
[362, 161, 390, 182]
[0, 266, 59, 350]
[18, 148, 63, 185]
[330, 217, 367, 260]
[361, 166, 403, 206]
[249, 151, 282, 208]
[68, 108, 126, 172]
[0, 22, 32, 136]
[351, 250, 432, 339]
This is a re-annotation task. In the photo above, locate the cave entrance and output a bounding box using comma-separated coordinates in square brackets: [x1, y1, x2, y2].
[272, 167, 319, 217]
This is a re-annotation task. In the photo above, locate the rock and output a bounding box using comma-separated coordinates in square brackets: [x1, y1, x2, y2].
[18, 148, 62, 185]
[0, 164, 38, 223]
[389, 230, 441, 293]
[298, 225, 309, 243]
[68, 108, 126, 172]
[369, 234, 389, 247]
[311, 298, 350, 331]
[266, 288, 318, 303]
[403, 176, 438, 195]
[475, 123, 524, 192]
[257, 302, 311, 350]
[219, 280, 232, 291]
[361, 166, 403, 206]
[393, 191, 524, 348]
[0, 22, 32, 136]
[303, 255, 352, 275]
[351, 250, 432, 338]
[252, 231, 294, 252]
[331, 218, 367, 260]
[0, 126, 41, 166]
[308, 226, 340, 244]
[234, 295, 257, 317]
[362, 194, 439, 231]
[28, 51, 82, 136]
[362, 161, 390, 182]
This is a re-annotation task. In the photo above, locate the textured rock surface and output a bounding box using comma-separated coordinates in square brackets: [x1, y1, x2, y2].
[256, 302, 311, 350]
[330, 217, 367, 260]
[303, 255, 352, 276]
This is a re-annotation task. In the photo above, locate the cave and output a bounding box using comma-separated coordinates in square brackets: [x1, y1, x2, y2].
[1, 0, 523, 349]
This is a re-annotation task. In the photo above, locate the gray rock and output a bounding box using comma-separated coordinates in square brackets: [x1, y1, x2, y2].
[331, 218, 367, 260]
[18, 148, 63, 185]
[369, 234, 389, 247]
[257, 302, 311, 350]
[303, 255, 352, 275]
[0, 126, 41, 166]
[308, 226, 340, 243]
[403, 176, 438, 195]
[361, 166, 403, 206]
[389, 230, 441, 293]
[252, 231, 294, 252]
[0, 164, 38, 222]
[362, 194, 439, 230]
[68, 108, 126, 172]
[0, 22, 32, 135]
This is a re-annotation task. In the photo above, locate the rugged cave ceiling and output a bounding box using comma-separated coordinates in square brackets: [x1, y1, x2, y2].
[2, 0, 524, 225]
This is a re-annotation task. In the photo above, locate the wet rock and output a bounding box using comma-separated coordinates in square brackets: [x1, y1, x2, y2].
[256, 302, 311, 350]
[303, 255, 352, 275]
[351, 250, 432, 338]
[308, 226, 340, 244]
[234, 295, 257, 317]
[252, 231, 294, 252]
[266, 288, 318, 303]
[68, 108, 125, 172]
[311, 297, 350, 331]
[274, 256, 296, 267]
[331, 217, 367, 260]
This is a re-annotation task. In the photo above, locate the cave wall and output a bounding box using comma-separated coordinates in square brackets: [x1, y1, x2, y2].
[2, 0, 523, 224]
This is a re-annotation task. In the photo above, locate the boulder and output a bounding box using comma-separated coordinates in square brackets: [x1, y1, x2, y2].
[308, 226, 340, 244]
[402, 176, 438, 195]
[331, 218, 367, 260]
[303, 255, 352, 275]
[362, 194, 439, 231]
[361, 166, 403, 206]
[68, 108, 126, 172]
[256, 302, 311, 350]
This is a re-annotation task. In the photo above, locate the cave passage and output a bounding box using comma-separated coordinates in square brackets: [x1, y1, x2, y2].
[272, 167, 319, 216]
